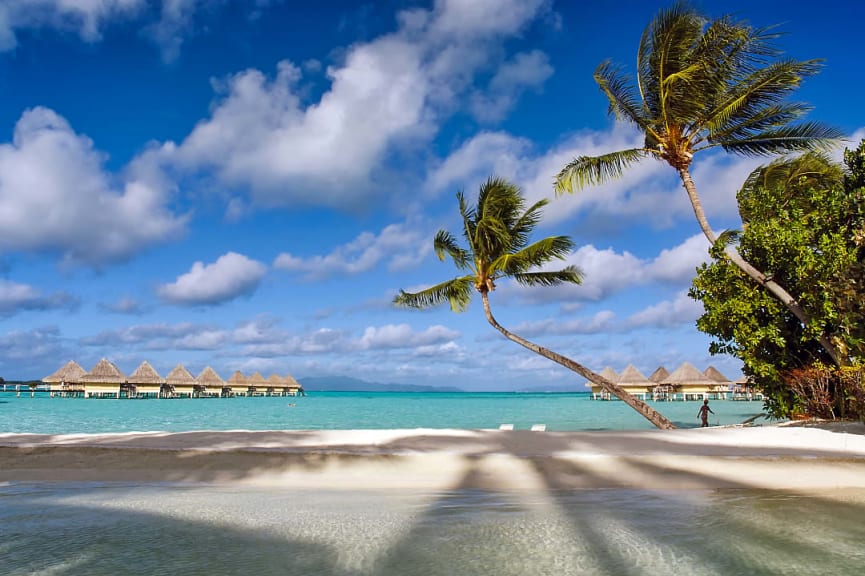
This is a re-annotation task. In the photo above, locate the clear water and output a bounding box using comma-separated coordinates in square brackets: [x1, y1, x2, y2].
[2, 482, 863, 576]
[0, 391, 768, 434]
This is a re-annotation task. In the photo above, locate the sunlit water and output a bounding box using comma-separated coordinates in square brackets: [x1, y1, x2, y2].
[0, 391, 769, 433]
[2, 482, 863, 575]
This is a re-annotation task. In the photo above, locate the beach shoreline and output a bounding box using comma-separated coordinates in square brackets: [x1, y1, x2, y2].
[2, 424, 865, 492]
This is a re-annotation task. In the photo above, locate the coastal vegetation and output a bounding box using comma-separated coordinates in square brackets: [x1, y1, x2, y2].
[394, 176, 676, 429]
[553, 1, 844, 365]
[691, 142, 865, 421]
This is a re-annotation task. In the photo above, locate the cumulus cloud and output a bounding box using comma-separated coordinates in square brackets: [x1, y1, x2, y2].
[507, 233, 712, 304]
[0, 108, 187, 266]
[0, 0, 143, 51]
[0, 326, 64, 366]
[157, 252, 267, 305]
[627, 291, 704, 328]
[157, 0, 551, 209]
[273, 221, 431, 281]
[469, 50, 553, 123]
[427, 122, 764, 231]
[0, 279, 78, 316]
[511, 310, 616, 337]
[145, 0, 203, 62]
[355, 323, 459, 350]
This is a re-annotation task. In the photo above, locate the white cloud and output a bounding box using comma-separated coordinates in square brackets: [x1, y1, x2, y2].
[157, 0, 551, 209]
[355, 323, 459, 350]
[627, 291, 703, 328]
[157, 252, 267, 305]
[0, 108, 187, 265]
[273, 221, 431, 280]
[511, 310, 616, 337]
[99, 296, 146, 315]
[507, 233, 711, 304]
[146, 0, 204, 62]
[0, 0, 143, 51]
[470, 50, 553, 123]
[0, 279, 77, 316]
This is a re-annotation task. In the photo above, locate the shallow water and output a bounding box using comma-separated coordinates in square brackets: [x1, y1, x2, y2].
[2, 482, 863, 575]
[0, 391, 768, 433]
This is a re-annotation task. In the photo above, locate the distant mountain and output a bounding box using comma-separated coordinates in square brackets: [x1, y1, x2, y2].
[299, 375, 463, 393]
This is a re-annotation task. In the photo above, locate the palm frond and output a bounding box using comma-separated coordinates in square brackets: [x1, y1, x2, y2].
[594, 61, 650, 129]
[719, 122, 844, 157]
[433, 229, 471, 269]
[512, 267, 584, 287]
[715, 229, 742, 248]
[393, 276, 475, 313]
[510, 199, 549, 251]
[555, 148, 648, 194]
[496, 236, 575, 276]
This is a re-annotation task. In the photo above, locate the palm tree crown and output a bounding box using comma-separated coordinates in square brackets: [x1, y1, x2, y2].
[555, 1, 841, 192]
[394, 176, 582, 311]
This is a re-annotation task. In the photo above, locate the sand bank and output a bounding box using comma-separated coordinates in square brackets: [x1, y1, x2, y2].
[2, 424, 864, 492]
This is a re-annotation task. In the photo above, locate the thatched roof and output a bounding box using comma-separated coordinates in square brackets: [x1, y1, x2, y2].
[267, 374, 285, 386]
[648, 366, 669, 383]
[586, 366, 619, 388]
[227, 370, 247, 385]
[197, 366, 224, 386]
[83, 358, 126, 383]
[165, 364, 196, 385]
[127, 361, 164, 384]
[283, 374, 302, 388]
[246, 371, 268, 387]
[664, 362, 716, 384]
[42, 360, 87, 383]
[617, 364, 650, 384]
[704, 366, 730, 382]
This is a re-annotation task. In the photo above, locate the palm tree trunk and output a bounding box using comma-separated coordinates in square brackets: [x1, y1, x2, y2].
[481, 292, 677, 430]
[678, 167, 845, 366]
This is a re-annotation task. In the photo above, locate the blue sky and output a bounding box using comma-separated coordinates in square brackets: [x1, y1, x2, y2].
[0, 0, 862, 389]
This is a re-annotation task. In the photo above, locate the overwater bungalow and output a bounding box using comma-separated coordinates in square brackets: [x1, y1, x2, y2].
[266, 374, 285, 396]
[664, 362, 729, 401]
[43, 360, 87, 397]
[225, 370, 246, 397]
[165, 364, 196, 398]
[586, 367, 620, 399]
[246, 372, 268, 397]
[616, 364, 654, 400]
[196, 366, 224, 398]
[127, 361, 165, 398]
[81, 358, 127, 399]
[284, 373, 304, 396]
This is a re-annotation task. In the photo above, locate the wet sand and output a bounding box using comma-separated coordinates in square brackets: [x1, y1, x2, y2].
[2, 424, 864, 491]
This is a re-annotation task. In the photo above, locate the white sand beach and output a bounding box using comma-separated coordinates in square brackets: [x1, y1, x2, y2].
[2, 423, 864, 492]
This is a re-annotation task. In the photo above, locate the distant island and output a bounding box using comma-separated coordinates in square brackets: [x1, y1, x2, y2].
[298, 376, 462, 393]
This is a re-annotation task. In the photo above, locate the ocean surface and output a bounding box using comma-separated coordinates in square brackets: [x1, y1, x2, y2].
[0, 391, 770, 434]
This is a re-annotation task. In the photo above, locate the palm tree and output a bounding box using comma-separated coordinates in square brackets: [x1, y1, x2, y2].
[394, 176, 676, 430]
[554, 2, 845, 364]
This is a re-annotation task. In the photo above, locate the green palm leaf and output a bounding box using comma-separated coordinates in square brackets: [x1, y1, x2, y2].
[513, 267, 584, 287]
[393, 276, 474, 313]
[555, 148, 648, 194]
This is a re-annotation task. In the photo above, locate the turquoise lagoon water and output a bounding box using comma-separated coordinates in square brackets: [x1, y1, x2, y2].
[0, 391, 769, 434]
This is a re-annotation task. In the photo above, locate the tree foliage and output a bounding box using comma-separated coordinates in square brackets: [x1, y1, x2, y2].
[690, 142, 865, 417]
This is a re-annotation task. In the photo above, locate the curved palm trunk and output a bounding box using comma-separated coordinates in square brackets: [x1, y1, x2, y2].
[481, 292, 676, 430]
[678, 168, 845, 366]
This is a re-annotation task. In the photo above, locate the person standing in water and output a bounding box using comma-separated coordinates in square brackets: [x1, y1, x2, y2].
[697, 399, 714, 427]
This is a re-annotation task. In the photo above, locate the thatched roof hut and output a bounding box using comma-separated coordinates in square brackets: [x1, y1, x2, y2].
[165, 364, 196, 386]
[266, 374, 285, 386]
[83, 358, 126, 383]
[227, 370, 246, 386]
[704, 366, 730, 382]
[127, 361, 164, 384]
[197, 366, 225, 387]
[599, 367, 618, 381]
[246, 371, 267, 388]
[617, 364, 650, 384]
[42, 360, 86, 384]
[648, 366, 670, 383]
[283, 373, 302, 388]
[664, 362, 717, 385]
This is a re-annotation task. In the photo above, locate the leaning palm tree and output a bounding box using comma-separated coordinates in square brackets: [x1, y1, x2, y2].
[554, 2, 845, 364]
[394, 176, 676, 430]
